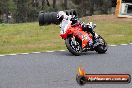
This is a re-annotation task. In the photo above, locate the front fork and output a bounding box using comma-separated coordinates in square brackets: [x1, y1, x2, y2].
[71, 36, 77, 45]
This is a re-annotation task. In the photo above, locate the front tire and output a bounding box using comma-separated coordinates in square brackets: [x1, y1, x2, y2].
[65, 36, 82, 56]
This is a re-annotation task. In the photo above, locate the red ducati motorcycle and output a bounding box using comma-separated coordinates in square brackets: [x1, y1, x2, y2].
[59, 19, 108, 56]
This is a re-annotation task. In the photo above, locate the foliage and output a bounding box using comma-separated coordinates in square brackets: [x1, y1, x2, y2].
[0, 0, 114, 23]
[71, 0, 113, 16]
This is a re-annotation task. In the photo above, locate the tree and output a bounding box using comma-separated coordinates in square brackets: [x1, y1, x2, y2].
[41, 0, 50, 10]
[41, 0, 45, 10]
[64, 0, 67, 9]
[14, 0, 28, 23]
[46, 0, 50, 6]
[53, 0, 56, 8]
[0, 0, 16, 23]
[89, 0, 94, 15]
[71, 0, 113, 16]
[100, 0, 112, 14]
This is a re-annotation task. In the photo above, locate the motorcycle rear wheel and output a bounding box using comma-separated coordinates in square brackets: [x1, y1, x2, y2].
[65, 36, 82, 56]
[94, 35, 108, 54]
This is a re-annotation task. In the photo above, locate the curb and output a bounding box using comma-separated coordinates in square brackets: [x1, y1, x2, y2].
[0, 50, 66, 57]
[109, 43, 132, 47]
[0, 43, 132, 57]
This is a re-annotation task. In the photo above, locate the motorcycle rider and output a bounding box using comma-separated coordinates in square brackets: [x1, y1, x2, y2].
[57, 11, 97, 46]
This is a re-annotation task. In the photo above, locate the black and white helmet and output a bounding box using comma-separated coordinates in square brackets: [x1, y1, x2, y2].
[57, 11, 67, 22]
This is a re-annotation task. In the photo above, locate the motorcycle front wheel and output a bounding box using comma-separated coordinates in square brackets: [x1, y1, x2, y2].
[65, 36, 82, 56]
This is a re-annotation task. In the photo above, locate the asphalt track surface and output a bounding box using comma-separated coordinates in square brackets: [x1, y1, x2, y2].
[0, 45, 132, 88]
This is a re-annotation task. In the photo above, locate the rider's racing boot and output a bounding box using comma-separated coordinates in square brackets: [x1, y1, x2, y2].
[92, 33, 99, 47]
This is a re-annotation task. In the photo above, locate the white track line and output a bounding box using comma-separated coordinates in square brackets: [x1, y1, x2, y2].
[0, 54, 17, 57]
[58, 50, 66, 51]
[7, 54, 17, 56]
[46, 51, 54, 53]
[120, 44, 128, 46]
[19, 53, 29, 55]
[109, 45, 117, 46]
[0, 55, 6, 57]
[31, 52, 41, 54]
[129, 43, 132, 45]
[0, 43, 132, 57]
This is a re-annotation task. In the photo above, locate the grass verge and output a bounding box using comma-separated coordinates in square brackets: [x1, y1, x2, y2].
[0, 15, 132, 54]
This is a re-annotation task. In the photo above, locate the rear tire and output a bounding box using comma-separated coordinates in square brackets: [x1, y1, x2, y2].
[51, 12, 59, 24]
[94, 35, 108, 54]
[44, 13, 49, 24]
[38, 13, 44, 26]
[47, 13, 52, 24]
[65, 36, 82, 56]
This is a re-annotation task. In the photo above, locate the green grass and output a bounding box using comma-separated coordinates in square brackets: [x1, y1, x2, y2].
[88, 16, 132, 45]
[0, 15, 132, 54]
[96, 22, 132, 44]
[0, 23, 66, 54]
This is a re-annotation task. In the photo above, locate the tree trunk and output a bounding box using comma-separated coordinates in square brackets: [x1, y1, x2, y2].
[42, 0, 45, 10]
[15, 0, 28, 23]
[53, 0, 56, 8]
[89, 0, 94, 15]
[46, 0, 50, 6]
[64, 0, 67, 9]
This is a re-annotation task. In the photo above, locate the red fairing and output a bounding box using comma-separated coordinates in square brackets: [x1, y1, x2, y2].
[60, 24, 92, 48]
